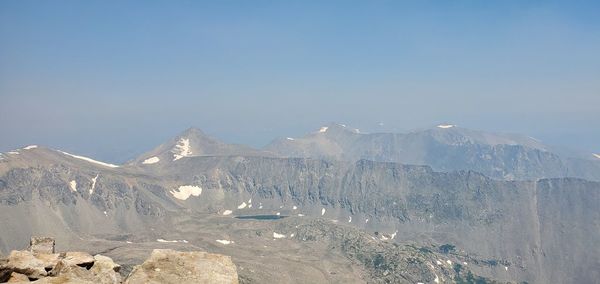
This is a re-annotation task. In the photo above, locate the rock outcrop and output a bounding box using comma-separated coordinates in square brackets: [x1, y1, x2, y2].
[28, 237, 54, 254]
[0, 238, 239, 284]
[125, 249, 238, 284]
[0, 238, 121, 283]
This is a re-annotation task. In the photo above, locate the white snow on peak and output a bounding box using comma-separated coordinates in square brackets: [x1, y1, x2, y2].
[216, 239, 233, 245]
[238, 202, 247, 209]
[173, 138, 192, 161]
[156, 239, 187, 243]
[222, 210, 233, 216]
[23, 145, 38, 150]
[170, 185, 202, 200]
[318, 126, 329, 133]
[7, 151, 19, 155]
[286, 137, 295, 141]
[90, 174, 99, 195]
[321, 208, 326, 216]
[437, 124, 456, 129]
[273, 232, 286, 239]
[59, 151, 120, 168]
[142, 156, 160, 164]
[593, 153, 600, 159]
[69, 180, 77, 192]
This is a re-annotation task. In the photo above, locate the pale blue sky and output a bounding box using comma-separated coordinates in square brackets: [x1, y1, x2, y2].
[1, 1, 599, 162]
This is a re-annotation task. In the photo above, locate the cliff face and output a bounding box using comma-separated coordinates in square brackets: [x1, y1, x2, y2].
[0, 150, 599, 283]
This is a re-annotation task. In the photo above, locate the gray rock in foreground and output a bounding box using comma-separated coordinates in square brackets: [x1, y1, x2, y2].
[125, 249, 239, 284]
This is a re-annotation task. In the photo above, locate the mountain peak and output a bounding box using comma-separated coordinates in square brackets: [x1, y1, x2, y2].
[131, 127, 266, 165]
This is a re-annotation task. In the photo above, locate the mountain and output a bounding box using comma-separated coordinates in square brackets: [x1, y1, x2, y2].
[264, 123, 600, 181]
[129, 127, 270, 166]
[1, 134, 600, 283]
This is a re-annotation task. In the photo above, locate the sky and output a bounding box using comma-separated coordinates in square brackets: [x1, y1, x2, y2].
[1, 0, 599, 163]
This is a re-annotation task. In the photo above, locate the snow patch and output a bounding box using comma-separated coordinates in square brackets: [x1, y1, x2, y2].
[273, 232, 286, 239]
[318, 126, 329, 133]
[7, 151, 19, 155]
[142, 156, 160, 164]
[436, 260, 442, 265]
[286, 137, 295, 141]
[170, 185, 202, 200]
[446, 260, 452, 265]
[23, 145, 38, 150]
[348, 216, 352, 223]
[216, 239, 233, 245]
[276, 212, 281, 216]
[437, 124, 456, 129]
[103, 211, 107, 216]
[434, 275, 439, 283]
[59, 151, 120, 168]
[297, 214, 305, 217]
[365, 218, 369, 223]
[173, 138, 192, 161]
[321, 208, 326, 215]
[238, 202, 247, 209]
[504, 266, 508, 271]
[390, 230, 398, 240]
[156, 239, 187, 243]
[69, 180, 77, 192]
[593, 153, 600, 159]
[292, 206, 297, 210]
[89, 174, 99, 195]
[222, 210, 233, 216]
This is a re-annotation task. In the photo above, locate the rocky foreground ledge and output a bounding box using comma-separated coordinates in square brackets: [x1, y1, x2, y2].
[0, 237, 239, 283]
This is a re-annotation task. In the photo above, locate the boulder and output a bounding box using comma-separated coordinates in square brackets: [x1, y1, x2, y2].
[125, 249, 238, 284]
[34, 264, 96, 284]
[2, 250, 60, 279]
[61, 252, 95, 269]
[7, 272, 30, 282]
[89, 255, 122, 284]
[29, 237, 55, 254]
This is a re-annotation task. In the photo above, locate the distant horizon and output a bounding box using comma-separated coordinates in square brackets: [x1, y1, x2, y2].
[2, 121, 598, 164]
[1, 1, 599, 162]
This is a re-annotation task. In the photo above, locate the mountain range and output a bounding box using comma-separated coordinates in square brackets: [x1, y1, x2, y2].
[0, 124, 599, 283]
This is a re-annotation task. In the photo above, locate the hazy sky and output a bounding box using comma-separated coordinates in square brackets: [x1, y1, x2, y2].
[1, 1, 599, 163]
